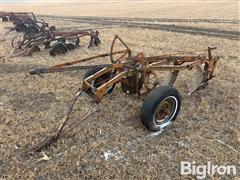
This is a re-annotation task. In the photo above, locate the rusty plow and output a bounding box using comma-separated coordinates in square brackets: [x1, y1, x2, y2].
[29, 35, 220, 151]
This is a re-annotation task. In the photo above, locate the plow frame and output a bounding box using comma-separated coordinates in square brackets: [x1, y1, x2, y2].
[10, 12, 49, 34]
[10, 29, 101, 57]
[29, 35, 219, 152]
[1, 11, 53, 35]
[0, 11, 14, 22]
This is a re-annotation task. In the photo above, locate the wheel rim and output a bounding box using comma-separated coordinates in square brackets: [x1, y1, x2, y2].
[11, 35, 23, 49]
[153, 96, 178, 126]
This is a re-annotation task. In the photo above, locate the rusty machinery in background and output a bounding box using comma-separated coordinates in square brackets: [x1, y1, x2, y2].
[0, 11, 12, 22]
[0, 11, 55, 35]
[29, 35, 219, 152]
[10, 29, 101, 57]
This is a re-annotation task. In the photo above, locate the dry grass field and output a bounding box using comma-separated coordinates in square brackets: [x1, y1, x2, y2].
[1, 1, 240, 179]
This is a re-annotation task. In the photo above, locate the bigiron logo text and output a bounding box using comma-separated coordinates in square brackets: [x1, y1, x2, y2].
[180, 161, 238, 179]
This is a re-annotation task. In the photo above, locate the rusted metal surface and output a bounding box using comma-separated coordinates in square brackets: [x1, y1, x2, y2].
[0, 11, 33, 22]
[0, 11, 13, 22]
[0, 11, 55, 35]
[10, 29, 101, 57]
[29, 35, 219, 152]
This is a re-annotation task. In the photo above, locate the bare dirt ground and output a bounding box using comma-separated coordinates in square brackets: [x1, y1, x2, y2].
[1, 1, 240, 179]
[39, 15, 240, 40]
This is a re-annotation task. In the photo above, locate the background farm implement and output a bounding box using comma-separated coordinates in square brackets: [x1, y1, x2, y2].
[0, 11, 55, 35]
[10, 29, 101, 57]
[0, 11, 13, 22]
[29, 35, 219, 151]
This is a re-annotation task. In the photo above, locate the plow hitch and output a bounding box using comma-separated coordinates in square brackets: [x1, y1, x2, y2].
[32, 89, 99, 152]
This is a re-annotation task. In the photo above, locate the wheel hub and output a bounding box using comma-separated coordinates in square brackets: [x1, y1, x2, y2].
[154, 97, 176, 125]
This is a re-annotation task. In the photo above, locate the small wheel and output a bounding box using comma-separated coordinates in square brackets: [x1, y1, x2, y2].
[49, 42, 68, 56]
[11, 35, 23, 49]
[84, 67, 115, 94]
[140, 85, 181, 131]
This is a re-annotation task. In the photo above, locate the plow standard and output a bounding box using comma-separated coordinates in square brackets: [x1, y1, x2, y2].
[29, 35, 219, 152]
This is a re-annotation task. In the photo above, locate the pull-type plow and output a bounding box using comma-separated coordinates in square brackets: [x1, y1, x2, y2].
[10, 29, 100, 57]
[29, 35, 219, 152]
[0, 11, 55, 35]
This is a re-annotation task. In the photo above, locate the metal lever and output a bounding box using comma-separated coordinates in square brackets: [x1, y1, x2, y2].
[31, 88, 99, 152]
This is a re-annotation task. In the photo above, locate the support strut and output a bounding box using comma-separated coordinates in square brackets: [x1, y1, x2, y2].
[32, 89, 99, 152]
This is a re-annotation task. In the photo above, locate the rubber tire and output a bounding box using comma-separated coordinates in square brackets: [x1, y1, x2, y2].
[140, 85, 181, 131]
[84, 67, 115, 94]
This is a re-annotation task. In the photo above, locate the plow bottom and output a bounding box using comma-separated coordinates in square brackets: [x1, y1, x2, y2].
[187, 65, 207, 95]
